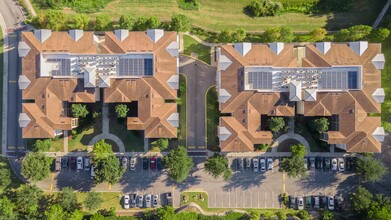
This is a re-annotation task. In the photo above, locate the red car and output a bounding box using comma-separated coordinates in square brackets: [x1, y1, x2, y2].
[150, 157, 156, 170]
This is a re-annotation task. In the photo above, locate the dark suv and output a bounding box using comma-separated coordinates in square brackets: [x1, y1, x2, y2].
[143, 157, 149, 170]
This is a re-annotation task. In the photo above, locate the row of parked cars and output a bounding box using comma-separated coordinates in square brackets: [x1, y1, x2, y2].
[290, 195, 343, 211]
[304, 157, 356, 172]
[236, 157, 273, 172]
[55, 156, 90, 172]
[123, 192, 172, 209]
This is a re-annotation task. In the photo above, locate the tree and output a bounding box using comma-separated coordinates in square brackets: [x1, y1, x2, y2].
[134, 16, 149, 31]
[282, 144, 307, 178]
[68, 209, 84, 220]
[368, 194, 391, 219]
[382, 121, 391, 132]
[163, 146, 193, 183]
[383, 100, 391, 114]
[262, 27, 281, 42]
[204, 154, 233, 180]
[245, 0, 283, 17]
[321, 210, 334, 220]
[291, 144, 306, 158]
[84, 191, 103, 211]
[269, 117, 285, 132]
[13, 185, 43, 218]
[71, 104, 89, 118]
[170, 14, 191, 32]
[57, 187, 80, 212]
[21, 152, 52, 181]
[232, 28, 247, 42]
[279, 27, 294, 42]
[91, 213, 105, 220]
[115, 104, 129, 118]
[95, 14, 112, 31]
[151, 138, 169, 151]
[32, 139, 51, 152]
[309, 117, 329, 134]
[70, 13, 90, 30]
[369, 28, 391, 42]
[44, 204, 66, 220]
[155, 206, 176, 220]
[45, 10, 67, 31]
[0, 166, 11, 189]
[94, 155, 125, 184]
[311, 27, 327, 41]
[218, 29, 233, 43]
[356, 156, 388, 183]
[297, 210, 310, 220]
[350, 186, 373, 214]
[90, 139, 113, 161]
[119, 14, 135, 30]
[0, 196, 15, 219]
[147, 16, 161, 29]
[335, 28, 350, 42]
[276, 210, 286, 220]
[348, 25, 372, 41]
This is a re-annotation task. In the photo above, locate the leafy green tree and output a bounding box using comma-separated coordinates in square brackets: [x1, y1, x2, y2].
[245, 0, 283, 17]
[282, 156, 306, 178]
[204, 154, 233, 180]
[309, 117, 329, 134]
[232, 28, 247, 42]
[218, 29, 233, 43]
[21, 152, 52, 181]
[356, 156, 388, 183]
[90, 139, 113, 161]
[279, 27, 294, 42]
[57, 187, 80, 212]
[0, 166, 11, 189]
[147, 16, 161, 29]
[368, 194, 391, 219]
[291, 144, 306, 158]
[91, 213, 105, 220]
[155, 206, 176, 220]
[70, 13, 90, 30]
[163, 146, 193, 183]
[97, 207, 116, 217]
[71, 104, 89, 118]
[32, 139, 51, 152]
[68, 209, 84, 220]
[13, 185, 43, 218]
[134, 16, 149, 31]
[119, 14, 135, 30]
[383, 100, 391, 114]
[311, 27, 327, 41]
[44, 204, 66, 220]
[0, 196, 15, 219]
[369, 28, 390, 42]
[151, 138, 169, 151]
[263, 27, 281, 42]
[248, 210, 261, 220]
[115, 104, 129, 118]
[95, 14, 112, 31]
[170, 14, 191, 32]
[45, 10, 67, 31]
[84, 191, 103, 211]
[297, 210, 310, 220]
[350, 186, 373, 214]
[321, 210, 334, 220]
[382, 121, 391, 132]
[276, 210, 286, 220]
[269, 117, 285, 132]
[335, 28, 350, 42]
[94, 155, 125, 184]
[348, 25, 372, 41]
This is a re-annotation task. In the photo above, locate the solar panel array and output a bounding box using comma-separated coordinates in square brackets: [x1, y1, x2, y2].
[47, 58, 71, 76]
[248, 72, 273, 89]
[318, 71, 349, 90]
[117, 58, 153, 76]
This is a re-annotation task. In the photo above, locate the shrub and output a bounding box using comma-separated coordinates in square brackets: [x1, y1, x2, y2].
[71, 104, 89, 118]
[151, 138, 169, 151]
[245, 0, 283, 17]
[177, 0, 200, 11]
[369, 28, 390, 42]
[119, 14, 135, 30]
[95, 14, 112, 31]
[309, 117, 329, 134]
[347, 25, 372, 41]
[269, 117, 285, 132]
[170, 14, 191, 32]
[262, 26, 293, 42]
[311, 27, 327, 41]
[32, 139, 52, 152]
[134, 16, 161, 31]
[335, 28, 350, 42]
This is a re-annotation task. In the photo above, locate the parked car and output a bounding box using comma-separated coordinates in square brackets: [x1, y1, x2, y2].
[123, 195, 130, 209]
[157, 157, 163, 171]
[137, 195, 144, 208]
[166, 192, 173, 206]
[238, 158, 244, 171]
[303, 158, 308, 170]
[338, 158, 345, 172]
[260, 158, 266, 172]
[55, 157, 62, 172]
[289, 196, 296, 209]
[62, 157, 68, 169]
[305, 196, 312, 209]
[90, 166, 95, 180]
[253, 158, 259, 172]
[315, 157, 322, 170]
[297, 197, 304, 210]
[145, 194, 152, 208]
[152, 194, 159, 208]
[122, 157, 128, 170]
[267, 158, 273, 170]
[130, 157, 136, 171]
[309, 157, 315, 170]
[331, 158, 338, 171]
[324, 157, 330, 171]
[142, 157, 149, 170]
[328, 196, 335, 210]
[130, 194, 137, 208]
[345, 157, 352, 171]
[321, 196, 328, 209]
[150, 157, 156, 170]
[314, 196, 320, 210]
[84, 157, 90, 171]
[246, 158, 251, 170]
[70, 157, 77, 170]
[76, 157, 83, 171]
[335, 196, 343, 211]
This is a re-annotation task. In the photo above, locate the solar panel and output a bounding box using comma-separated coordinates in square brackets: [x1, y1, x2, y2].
[248, 72, 272, 90]
[47, 58, 71, 76]
[118, 58, 153, 76]
[318, 71, 348, 90]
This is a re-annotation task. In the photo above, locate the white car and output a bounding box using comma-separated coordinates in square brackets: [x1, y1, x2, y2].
[123, 195, 130, 209]
[297, 196, 304, 210]
[331, 158, 338, 171]
[122, 157, 128, 170]
[137, 195, 143, 208]
[267, 158, 273, 170]
[76, 157, 83, 171]
[338, 158, 345, 172]
[328, 196, 334, 210]
[130, 157, 136, 171]
[145, 194, 152, 208]
[253, 158, 259, 172]
[90, 166, 95, 180]
[260, 158, 266, 172]
[152, 194, 159, 208]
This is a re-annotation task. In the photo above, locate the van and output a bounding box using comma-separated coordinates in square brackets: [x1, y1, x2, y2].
[84, 157, 90, 171]
[90, 166, 95, 179]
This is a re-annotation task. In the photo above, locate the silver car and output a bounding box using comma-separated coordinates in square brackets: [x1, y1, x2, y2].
[331, 158, 338, 171]
[297, 196, 304, 210]
[267, 158, 273, 170]
[260, 158, 266, 172]
[137, 195, 143, 208]
[130, 157, 136, 171]
[253, 158, 259, 172]
[122, 157, 128, 170]
[123, 195, 130, 209]
[328, 196, 335, 210]
[338, 158, 345, 172]
[145, 194, 152, 208]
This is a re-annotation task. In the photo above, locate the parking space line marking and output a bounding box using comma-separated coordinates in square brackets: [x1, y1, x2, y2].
[257, 191, 259, 208]
[214, 191, 216, 207]
[50, 183, 53, 191]
[229, 190, 231, 207]
[235, 190, 237, 208]
[272, 191, 274, 208]
[51, 173, 54, 181]
[264, 191, 266, 208]
[108, 183, 111, 190]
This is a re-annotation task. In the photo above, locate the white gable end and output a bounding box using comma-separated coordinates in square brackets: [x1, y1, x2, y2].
[371, 54, 385, 70]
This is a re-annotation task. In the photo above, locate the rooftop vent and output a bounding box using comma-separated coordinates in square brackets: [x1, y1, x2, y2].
[34, 29, 51, 43]
[114, 29, 129, 42]
[371, 54, 385, 70]
[68, 30, 83, 42]
[269, 42, 284, 55]
[234, 43, 252, 57]
[349, 41, 368, 56]
[18, 41, 31, 57]
[218, 126, 232, 141]
[147, 29, 164, 43]
[315, 42, 331, 54]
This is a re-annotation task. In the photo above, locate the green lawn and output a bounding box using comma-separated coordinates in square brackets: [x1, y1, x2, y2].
[206, 86, 219, 151]
[183, 35, 211, 64]
[109, 117, 144, 152]
[178, 74, 187, 147]
[32, 0, 386, 32]
[181, 191, 208, 211]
